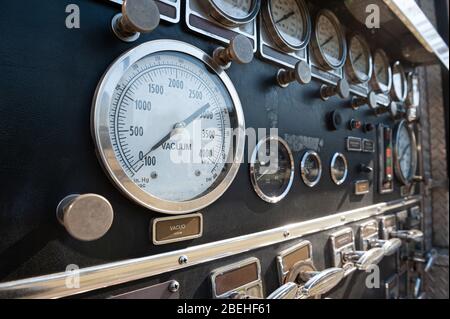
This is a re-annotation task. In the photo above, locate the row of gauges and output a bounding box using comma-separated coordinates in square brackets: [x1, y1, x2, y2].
[250, 136, 348, 203]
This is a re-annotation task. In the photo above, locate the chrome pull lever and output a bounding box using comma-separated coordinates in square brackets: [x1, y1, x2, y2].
[267, 282, 299, 299]
[390, 229, 424, 242]
[370, 238, 402, 256]
[299, 267, 345, 298]
[344, 247, 385, 270]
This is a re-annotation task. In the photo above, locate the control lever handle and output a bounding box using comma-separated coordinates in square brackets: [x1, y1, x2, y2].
[351, 91, 378, 110]
[320, 79, 350, 100]
[390, 229, 423, 242]
[413, 249, 438, 273]
[276, 60, 312, 87]
[267, 282, 299, 299]
[370, 238, 402, 256]
[299, 267, 345, 298]
[344, 247, 384, 270]
[213, 35, 254, 69]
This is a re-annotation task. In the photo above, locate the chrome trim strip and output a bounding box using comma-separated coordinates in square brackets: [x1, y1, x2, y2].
[0, 196, 421, 299]
[383, 0, 449, 70]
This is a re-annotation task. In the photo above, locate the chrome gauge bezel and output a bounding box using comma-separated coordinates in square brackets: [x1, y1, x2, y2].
[393, 120, 418, 186]
[390, 61, 408, 103]
[300, 150, 322, 188]
[91, 40, 246, 214]
[249, 136, 295, 203]
[370, 49, 392, 94]
[345, 33, 373, 84]
[330, 153, 348, 186]
[208, 0, 261, 27]
[262, 0, 312, 53]
[311, 9, 347, 70]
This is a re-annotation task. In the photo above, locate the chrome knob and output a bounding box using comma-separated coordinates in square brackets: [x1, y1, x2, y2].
[267, 282, 299, 299]
[343, 247, 385, 270]
[359, 164, 373, 174]
[375, 101, 398, 118]
[351, 91, 378, 110]
[390, 229, 424, 242]
[57, 194, 114, 241]
[276, 60, 311, 87]
[320, 79, 350, 100]
[112, 0, 160, 42]
[213, 35, 254, 69]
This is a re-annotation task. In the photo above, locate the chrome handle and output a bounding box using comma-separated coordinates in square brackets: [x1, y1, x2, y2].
[424, 250, 438, 272]
[300, 267, 345, 298]
[390, 229, 424, 242]
[370, 238, 402, 256]
[344, 247, 385, 270]
[267, 282, 299, 299]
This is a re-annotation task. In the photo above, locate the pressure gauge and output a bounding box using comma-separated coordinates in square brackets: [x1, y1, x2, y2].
[250, 136, 295, 203]
[262, 0, 312, 52]
[311, 9, 347, 70]
[345, 33, 372, 84]
[92, 40, 245, 214]
[330, 153, 348, 186]
[370, 49, 392, 94]
[391, 61, 408, 102]
[300, 151, 322, 187]
[393, 120, 417, 185]
[208, 0, 261, 26]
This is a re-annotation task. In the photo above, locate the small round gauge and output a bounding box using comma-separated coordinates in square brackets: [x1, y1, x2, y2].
[300, 151, 322, 187]
[250, 136, 295, 203]
[209, 0, 261, 26]
[330, 153, 348, 185]
[262, 0, 311, 52]
[391, 61, 408, 102]
[92, 40, 245, 214]
[393, 120, 418, 185]
[345, 34, 372, 84]
[370, 49, 392, 93]
[312, 9, 347, 70]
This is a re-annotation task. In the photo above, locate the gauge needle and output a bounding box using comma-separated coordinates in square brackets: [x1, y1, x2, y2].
[131, 103, 211, 171]
[353, 53, 363, 64]
[399, 145, 410, 160]
[377, 68, 384, 77]
[321, 36, 334, 47]
[275, 11, 295, 24]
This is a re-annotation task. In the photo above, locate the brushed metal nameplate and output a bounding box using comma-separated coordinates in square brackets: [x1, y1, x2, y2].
[152, 213, 203, 245]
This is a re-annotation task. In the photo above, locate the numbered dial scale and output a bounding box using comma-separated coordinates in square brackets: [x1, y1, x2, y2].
[391, 61, 408, 102]
[262, 0, 311, 52]
[345, 34, 372, 84]
[393, 120, 418, 185]
[249, 136, 295, 203]
[92, 41, 245, 214]
[311, 10, 347, 70]
[370, 49, 392, 93]
[208, 0, 261, 26]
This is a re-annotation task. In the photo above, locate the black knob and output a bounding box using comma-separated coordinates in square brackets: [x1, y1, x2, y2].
[364, 123, 375, 132]
[320, 79, 350, 101]
[328, 110, 344, 131]
[213, 35, 254, 69]
[112, 0, 160, 42]
[351, 91, 378, 110]
[276, 60, 311, 87]
[359, 164, 373, 174]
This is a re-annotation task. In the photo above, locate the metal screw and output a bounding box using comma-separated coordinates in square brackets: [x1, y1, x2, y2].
[178, 255, 188, 265]
[283, 230, 290, 238]
[168, 280, 180, 293]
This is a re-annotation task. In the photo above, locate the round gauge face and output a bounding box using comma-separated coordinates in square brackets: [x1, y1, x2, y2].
[347, 35, 371, 83]
[315, 11, 345, 68]
[392, 62, 407, 102]
[330, 153, 348, 185]
[394, 121, 417, 185]
[209, 0, 260, 25]
[372, 50, 392, 93]
[269, 0, 306, 48]
[301, 151, 322, 187]
[92, 41, 245, 214]
[250, 137, 294, 203]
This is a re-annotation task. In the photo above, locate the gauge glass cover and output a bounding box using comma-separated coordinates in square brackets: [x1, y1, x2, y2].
[371, 49, 392, 93]
[394, 120, 417, 185]
[301, 151, 322, 187]
[347, 34, 372, 83]
[330, 153, 348, 185]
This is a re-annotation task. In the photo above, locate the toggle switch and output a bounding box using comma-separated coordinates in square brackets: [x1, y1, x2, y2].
[320, 79, 350, 101]
[359, 164, 373, 174]
[350, 91, 378, 110]
[112, 0, 160, 42]
[276, 60, 312, 88]
[57, 194, 114, 241]
[213, 35, 254, 69]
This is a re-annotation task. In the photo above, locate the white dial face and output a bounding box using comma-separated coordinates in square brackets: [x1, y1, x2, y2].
[350, 36, 369, 80]
[270, 0, 305, 47]
[108, 52, 234, 202]
[397, 125, 413, 179]
[212, 0, 253, 18]
[392, 64, 405, 100]
[317, 14, 342, 66]
[374, 52, 389, 86]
